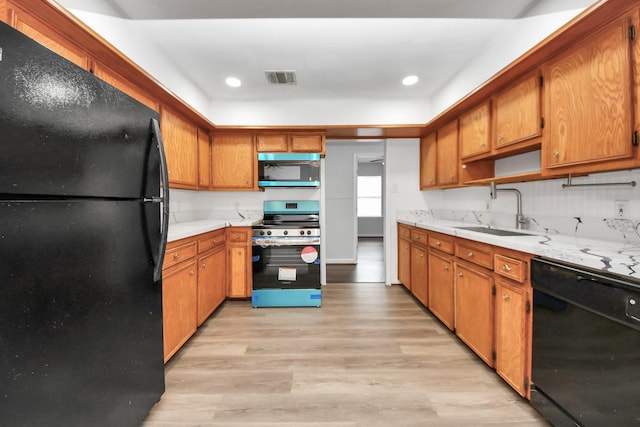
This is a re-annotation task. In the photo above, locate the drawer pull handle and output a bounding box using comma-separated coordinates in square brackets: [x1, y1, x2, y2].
[467, 252, 473, 257]
[503, 264, 512, 272]
[436, 241, 441, 246]
[173, 253, 180, 260]
[503, 293, 510, 300]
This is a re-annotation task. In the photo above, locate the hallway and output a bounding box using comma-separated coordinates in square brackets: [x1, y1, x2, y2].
[326, 237, 385, 283]
[144, 283, 545, 426]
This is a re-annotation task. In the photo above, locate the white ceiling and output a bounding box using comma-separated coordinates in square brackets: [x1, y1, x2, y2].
[59, 0, 594, 122]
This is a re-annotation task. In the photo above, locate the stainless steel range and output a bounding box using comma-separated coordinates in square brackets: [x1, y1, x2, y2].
[251, 200, 321, 307]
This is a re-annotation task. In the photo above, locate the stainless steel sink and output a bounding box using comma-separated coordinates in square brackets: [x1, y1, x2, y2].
[454, 226, 534, 237]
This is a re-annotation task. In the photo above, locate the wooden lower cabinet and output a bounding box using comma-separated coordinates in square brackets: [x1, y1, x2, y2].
[397, 224, 412, 291]
[427, 250, 455, 330]
[197, 244, 226, 326]
[495, 277, 531, 397]
[226, 227, 252, 298]
[162, 257, 197, 363]
[410, 244, 428, 306]
[454, 261, 494, 367]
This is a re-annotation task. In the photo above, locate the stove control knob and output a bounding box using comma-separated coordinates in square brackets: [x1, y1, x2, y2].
[300, 230, 305, 235]
[267, 231, 272, 236]
[283, 230, 288, 235]
[307, 230, 312, 235]
[260, 231, 265, 236]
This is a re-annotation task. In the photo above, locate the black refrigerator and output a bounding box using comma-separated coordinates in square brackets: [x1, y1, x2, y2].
[0, 22, 168, 426]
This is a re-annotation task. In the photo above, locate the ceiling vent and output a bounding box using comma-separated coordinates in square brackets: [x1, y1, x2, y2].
[264, 70, 297, 85]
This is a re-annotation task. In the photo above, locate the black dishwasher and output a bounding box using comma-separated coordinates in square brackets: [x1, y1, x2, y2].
[530, 258, 640, 426]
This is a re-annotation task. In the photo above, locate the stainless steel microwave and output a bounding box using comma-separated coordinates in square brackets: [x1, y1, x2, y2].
[258, 153, 320, 187]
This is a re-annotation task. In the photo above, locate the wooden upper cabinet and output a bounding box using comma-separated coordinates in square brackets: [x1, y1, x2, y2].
[436, 119, 459, 186]
[460, 102, 491, 159]
[197, 128, 211, 189]
[420, 132, 437, 189]
[256, 132, 325, 154]
[493, 72, 542, 150]
[161, 107, 199, 189]
[543, 15, 636, 172]
[291, 133, 324, 152]
[92, 61, 159, 111]
[256, 134, 289, 152]
[6, 2, 89, 70]
[211, 134, 256, 190]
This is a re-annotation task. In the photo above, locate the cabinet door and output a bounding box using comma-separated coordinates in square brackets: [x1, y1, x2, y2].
[455, 262, 494, 366]
[543, 16, 634, 170]
[161, 107, 198, 189]
[460, 102, 491, 159]
[162, 259, 197, 362]
[211, 134, 256, 190]
[495, 278, 530, 397]
[197, 128, 211, 189]
[436, 119, 459, 186]
[398, 238, 412, 290]
[7, 3, 89, 70]
[420, 133, 437, 189]
[92, 61, 159, 111]
[410, 244, 428, 306]
[197, 246, 225, 325]
[494, 72, 541, 149]
[227, 244, 249, 297]
[291, 133, 324, 153]
[256, 134, 288, 152]
[428, 250, 454, 330]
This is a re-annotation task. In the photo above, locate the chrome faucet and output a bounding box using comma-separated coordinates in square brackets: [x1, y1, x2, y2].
[490, 182, 528, 229]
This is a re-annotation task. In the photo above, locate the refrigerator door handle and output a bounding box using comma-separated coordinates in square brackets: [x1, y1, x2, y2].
[150, 117, 170, 282]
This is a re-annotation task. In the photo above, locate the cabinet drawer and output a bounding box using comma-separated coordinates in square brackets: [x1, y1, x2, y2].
[455, 240, 493, 269]
[410, 228, 428, 246]
[227, 228, 249, 242]
[494, 254, 526, 283]
[398, 224, 411, 240]
[428, 232, 454, 254]
[163, 240, 197, 269]
[197, 229, 225, 253]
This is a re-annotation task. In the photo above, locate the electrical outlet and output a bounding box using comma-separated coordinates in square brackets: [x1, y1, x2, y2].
[614, 200, 629, 218]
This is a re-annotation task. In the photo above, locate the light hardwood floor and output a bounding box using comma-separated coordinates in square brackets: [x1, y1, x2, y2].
[144, 283, 547, 426]
[326, 238, 385, 283]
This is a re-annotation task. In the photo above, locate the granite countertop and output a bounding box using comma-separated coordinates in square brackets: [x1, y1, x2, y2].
[397, 214, 640, 280]
[168, 218, 262, 242]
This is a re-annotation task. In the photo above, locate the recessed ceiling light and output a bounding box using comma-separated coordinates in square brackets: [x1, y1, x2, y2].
[225, 77, 242, 87]
[402, 75, 419, 86]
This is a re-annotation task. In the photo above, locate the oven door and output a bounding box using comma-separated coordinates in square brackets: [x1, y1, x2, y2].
[252, 243, 320, 290]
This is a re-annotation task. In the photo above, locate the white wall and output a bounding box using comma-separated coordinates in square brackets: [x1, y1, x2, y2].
[384, 139, 435, 284]
[324, 140, 384, 263]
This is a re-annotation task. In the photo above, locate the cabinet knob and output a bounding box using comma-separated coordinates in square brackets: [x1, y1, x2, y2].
[552, 151, 560, 159]
[444, 265, 449, 271]
[202, 263, 207, 269]
[430, 178, 435, 184]
[436, 241, 441, 246]
[498, 134, 504, 141]
[503, 293, 510, 300]
[458, 271, 463, 277]
[467, 252, 473, 257]
[502, 264, 512, 272]
[420, 253, 424, 257]
[480, 141, 486, 148]
[450, 174, 455, 180]
[173, 253, 180, 259]
[190, 270, 195, 276]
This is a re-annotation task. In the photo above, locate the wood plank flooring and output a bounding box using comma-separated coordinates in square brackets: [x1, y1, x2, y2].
[144, 283, 547, 426]
[326, 238, 385, 283]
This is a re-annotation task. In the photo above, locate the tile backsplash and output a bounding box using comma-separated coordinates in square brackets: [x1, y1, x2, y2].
[426, 169, 640, 244]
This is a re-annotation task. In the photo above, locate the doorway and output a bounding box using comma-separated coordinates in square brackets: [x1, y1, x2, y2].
[326, 152, 385, 283]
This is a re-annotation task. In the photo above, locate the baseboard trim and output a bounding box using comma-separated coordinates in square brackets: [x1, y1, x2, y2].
[326, 258, 357, 264]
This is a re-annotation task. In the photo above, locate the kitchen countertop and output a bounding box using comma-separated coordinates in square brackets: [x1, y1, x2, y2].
[397, 215, 640, 280]
[168, 218, 262, 242]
